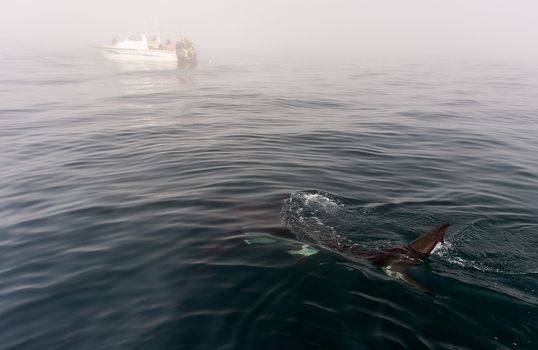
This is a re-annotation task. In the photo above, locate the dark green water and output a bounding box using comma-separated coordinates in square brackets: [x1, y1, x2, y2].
[0, 48, 537, 349]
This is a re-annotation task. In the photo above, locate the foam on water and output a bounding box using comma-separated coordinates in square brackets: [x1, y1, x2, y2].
[302, 192, 343, 210]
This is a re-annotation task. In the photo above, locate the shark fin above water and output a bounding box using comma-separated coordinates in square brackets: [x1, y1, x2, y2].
[361, 223, 449, 292]
[408, 223, 449, 256]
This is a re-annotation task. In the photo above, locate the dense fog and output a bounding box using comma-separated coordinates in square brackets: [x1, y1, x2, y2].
[2, 0, 538, 59]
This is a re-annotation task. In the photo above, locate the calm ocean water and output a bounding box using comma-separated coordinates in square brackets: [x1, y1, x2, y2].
[1, 46, 537, 349]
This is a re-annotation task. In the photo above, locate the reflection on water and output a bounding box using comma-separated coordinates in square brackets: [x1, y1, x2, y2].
[116, 69, 197, 93]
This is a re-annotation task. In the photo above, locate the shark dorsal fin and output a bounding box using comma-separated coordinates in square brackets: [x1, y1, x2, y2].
[408, 223, 449, 256]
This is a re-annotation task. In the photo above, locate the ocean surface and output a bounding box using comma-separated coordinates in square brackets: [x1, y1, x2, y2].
[1, 46, 537, 349]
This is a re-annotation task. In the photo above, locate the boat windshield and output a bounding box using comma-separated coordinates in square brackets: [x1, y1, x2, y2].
[127, 34, 143, 42]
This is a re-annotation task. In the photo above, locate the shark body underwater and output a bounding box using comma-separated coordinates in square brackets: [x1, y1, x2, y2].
[245, 223, 450, 292]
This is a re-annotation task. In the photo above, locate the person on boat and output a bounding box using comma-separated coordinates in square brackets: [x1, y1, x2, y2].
[166, 39, 174, 51]
[186, 39, 197, 68]
[184, 38, 196, 68]
[175, 37, 197, 69]
[175, 39, 184, 52]
[176, 39, 186, 68]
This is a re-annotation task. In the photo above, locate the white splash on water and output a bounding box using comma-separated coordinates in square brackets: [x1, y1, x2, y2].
[431, 240, 531, 275]
[431, 241, 453, 256]
[301, 192, 342, 210]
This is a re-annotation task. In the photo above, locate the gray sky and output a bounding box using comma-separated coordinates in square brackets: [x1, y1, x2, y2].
[3, 0, 538, 58]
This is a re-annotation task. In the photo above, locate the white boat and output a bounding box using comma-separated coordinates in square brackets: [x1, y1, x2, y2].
[98, 33, 176, 62]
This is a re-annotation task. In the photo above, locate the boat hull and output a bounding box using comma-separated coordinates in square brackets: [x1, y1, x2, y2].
[99, 46, 176, 62]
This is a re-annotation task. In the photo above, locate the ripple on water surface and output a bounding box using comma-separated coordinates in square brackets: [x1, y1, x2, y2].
[0, 49, 537, 349]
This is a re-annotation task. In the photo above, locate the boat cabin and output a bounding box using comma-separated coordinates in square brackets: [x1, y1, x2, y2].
[115, 33, 163, 50]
